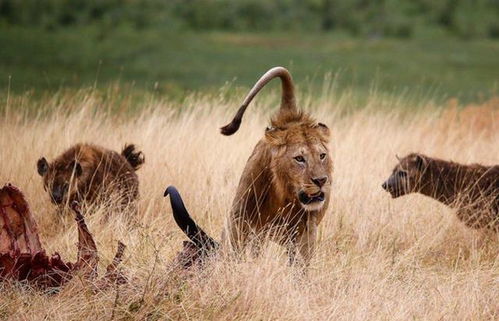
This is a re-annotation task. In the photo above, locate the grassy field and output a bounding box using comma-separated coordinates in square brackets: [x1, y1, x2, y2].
[0, 86, 498, 320]
[1, 27, 498, 103]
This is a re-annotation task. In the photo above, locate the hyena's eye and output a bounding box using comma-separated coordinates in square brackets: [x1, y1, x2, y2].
[397, 171, 407, 177]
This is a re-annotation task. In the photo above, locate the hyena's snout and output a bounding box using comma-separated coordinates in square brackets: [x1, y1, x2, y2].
[51, 185, 68, 204]
[381, 175, 405, 198]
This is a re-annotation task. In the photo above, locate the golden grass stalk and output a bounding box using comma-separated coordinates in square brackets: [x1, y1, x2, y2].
[0, 88, 497, 320]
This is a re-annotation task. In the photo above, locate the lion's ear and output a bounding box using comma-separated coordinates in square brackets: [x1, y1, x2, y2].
[264, 127, 285, 146]
[315, 123, 330, 141]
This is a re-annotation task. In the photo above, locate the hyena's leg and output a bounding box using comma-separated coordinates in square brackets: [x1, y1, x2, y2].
[296, 215, 318, 267]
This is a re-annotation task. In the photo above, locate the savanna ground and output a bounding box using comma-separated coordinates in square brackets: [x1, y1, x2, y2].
[0, 84, 498, 320]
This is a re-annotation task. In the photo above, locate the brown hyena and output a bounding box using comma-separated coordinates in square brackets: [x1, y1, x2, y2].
[37, 143, 144, 212]
[382, 153, 499, 230]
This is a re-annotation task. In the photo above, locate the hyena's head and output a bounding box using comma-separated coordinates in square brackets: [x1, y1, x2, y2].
[37, 157, 82, 205]
[382, 153, 429, 198]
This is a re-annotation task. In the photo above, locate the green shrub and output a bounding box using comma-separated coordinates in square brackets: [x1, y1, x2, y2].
[0, 0, 497, 39]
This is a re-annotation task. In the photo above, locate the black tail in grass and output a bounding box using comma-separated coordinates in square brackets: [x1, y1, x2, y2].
[122, 144, 145, 170]
[164, 186, 218, 251]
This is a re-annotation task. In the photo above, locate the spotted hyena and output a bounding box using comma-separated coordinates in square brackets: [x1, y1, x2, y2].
[382, 153, 499, 230]
[37, 143, 144, 212]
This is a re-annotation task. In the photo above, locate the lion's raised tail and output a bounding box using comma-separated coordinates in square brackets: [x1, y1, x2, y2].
[220, 66, 297, 135]
[164, 186, 219, 251]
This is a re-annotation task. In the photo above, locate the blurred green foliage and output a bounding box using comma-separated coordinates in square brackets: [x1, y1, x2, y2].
[1, 26, 497, 104]
[1, 0, 498, 39]
[0, 1, 497, 104]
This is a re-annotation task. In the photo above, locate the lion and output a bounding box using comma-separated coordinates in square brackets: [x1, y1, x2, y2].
[165, 67, 333, 266]
[37, 143, 144, 212]
[382, 153, 499, 230]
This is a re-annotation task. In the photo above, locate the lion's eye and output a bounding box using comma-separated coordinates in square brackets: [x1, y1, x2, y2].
[294, 156, 305, 163]
[320, 153, 327, 160]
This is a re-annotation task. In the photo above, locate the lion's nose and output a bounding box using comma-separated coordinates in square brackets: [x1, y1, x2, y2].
[312, 176, 328, 187]
[382, 182, 388, 190]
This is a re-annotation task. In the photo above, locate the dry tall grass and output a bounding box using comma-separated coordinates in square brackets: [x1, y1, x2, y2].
[0, 89, 498, 320]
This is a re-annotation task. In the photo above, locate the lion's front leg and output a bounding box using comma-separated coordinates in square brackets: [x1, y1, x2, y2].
[286, 241, 297, 266]
[222, 215, 251, 254]
[296, 214, 318, 267]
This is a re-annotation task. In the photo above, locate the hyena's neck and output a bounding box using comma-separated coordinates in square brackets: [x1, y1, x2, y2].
[418, 160, 472, 207]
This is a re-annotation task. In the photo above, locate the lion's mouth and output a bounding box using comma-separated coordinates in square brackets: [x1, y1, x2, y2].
[298, 191, 325, 205]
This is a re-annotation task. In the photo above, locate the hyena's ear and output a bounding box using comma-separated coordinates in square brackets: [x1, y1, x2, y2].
[70, 161, 83, 177]
[37, 157, 49, 176]
[413, 154, 427, 170]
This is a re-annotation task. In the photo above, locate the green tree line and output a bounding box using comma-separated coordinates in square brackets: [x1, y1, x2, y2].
[1, 0, 498, 39]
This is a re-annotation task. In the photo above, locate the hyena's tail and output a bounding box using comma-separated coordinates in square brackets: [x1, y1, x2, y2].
[121, 144, 145, 170]
[164, 186, 219, 251]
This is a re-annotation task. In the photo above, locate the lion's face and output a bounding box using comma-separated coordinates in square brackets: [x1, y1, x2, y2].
[266, 121, 333, 211]
[382, 154, 427, 198]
